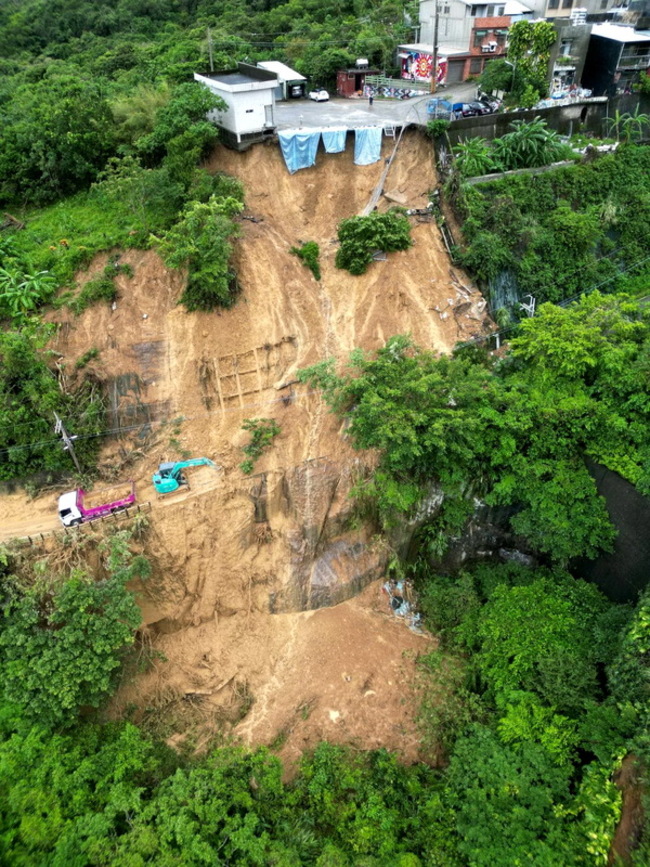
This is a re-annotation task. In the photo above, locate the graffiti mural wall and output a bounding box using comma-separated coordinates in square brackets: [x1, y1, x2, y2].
[400, 52, 448, 86]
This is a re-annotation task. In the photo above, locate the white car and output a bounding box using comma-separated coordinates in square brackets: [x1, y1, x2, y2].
[308, 89, 329, 102]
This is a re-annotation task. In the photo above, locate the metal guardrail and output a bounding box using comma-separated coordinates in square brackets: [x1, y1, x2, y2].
[20, 501, 152, 547]
[365, 75, 429, 92]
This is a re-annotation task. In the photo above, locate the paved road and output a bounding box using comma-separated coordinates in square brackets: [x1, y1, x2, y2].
[274, 80, 479, 130]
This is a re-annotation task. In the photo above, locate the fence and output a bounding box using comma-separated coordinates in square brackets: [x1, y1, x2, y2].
[21, 501, 152, 547]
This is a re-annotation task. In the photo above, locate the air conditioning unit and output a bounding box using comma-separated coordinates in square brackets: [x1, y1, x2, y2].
[481, 44, 491, 52]
[488, 41, 497, 51]
[355, 58, 369, 68]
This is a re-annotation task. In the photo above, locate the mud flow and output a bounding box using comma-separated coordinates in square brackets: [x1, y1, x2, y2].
[0, 129, 489, 761]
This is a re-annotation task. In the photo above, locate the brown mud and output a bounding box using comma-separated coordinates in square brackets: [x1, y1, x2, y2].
[0, 129, 488, 760]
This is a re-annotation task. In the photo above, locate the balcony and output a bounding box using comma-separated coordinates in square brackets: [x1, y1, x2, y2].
[619, 50, 650, 69]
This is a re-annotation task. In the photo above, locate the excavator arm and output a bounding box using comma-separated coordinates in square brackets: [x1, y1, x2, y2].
[152, 458, 216, 494]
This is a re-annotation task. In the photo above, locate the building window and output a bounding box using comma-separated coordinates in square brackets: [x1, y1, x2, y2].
[474, 29, 488, 45]
[497, 4, 505, 12]
[470, 57, 483, 73]
[487, 4, 495, 14]
[560, 39, 573, 55]
[496, 29, 508, 45]
[547, 0, 559, 8]
[562, 0, 573, 8]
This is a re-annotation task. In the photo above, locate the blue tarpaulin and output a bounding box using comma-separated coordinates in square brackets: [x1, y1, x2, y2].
[278, 129, 321, 173]
[354, 127, 383, 166]
[321, 127, 347, 154]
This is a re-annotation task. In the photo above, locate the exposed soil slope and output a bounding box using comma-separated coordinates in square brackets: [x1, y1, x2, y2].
[1, 130, 488, 759]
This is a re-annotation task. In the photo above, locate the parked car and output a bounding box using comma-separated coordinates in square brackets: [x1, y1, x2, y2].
[452, 102, 482, 118]
[468, 101, 493, 116]
[478, 96, 501, 112]
[308, 89, 329, 102]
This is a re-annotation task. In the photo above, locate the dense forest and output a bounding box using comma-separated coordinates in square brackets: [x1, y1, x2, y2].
[1, 0, 650, 864]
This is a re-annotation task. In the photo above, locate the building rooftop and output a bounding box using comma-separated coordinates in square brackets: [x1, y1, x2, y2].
[591, 22, 650, 42]
[504, 0, 533, 14]
[258, 61, 306, 81]
[201, 72, 259, 85]
[398, 42, 470, 57]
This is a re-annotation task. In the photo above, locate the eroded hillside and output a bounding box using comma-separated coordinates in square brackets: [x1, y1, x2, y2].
[0, 130, 489, 762]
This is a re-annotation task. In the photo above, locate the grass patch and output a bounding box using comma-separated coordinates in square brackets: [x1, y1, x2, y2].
[69, 258, 134, 314]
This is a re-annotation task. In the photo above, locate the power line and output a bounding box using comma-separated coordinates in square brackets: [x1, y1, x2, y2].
[0, 383, 323, 460]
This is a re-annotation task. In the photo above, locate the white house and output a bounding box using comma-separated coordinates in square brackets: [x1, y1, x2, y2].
[194, 63, 278, 150]
[257, 61, 307, 100]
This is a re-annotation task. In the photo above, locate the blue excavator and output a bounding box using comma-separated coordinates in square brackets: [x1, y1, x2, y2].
[152, 458, 216, 495]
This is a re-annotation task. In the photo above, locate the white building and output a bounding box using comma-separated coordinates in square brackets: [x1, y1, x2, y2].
[194, 63, 278, 151]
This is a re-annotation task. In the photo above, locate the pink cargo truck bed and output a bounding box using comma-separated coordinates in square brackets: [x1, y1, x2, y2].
[77, 482, 136, 519]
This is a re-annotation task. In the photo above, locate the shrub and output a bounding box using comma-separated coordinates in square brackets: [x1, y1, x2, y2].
[153, 194, 243, 311]
[240, 418, 281, 474]
[335, 210, 412, 275]
[426, 119, 450, 139]
[290, 241, 321, 280]
[70, 259, 132, 315]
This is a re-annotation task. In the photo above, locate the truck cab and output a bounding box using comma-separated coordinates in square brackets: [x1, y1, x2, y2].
[57, 491, 82, 527]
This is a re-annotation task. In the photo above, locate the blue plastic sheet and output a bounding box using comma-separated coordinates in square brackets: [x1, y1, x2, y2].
[354, 127, 383, 166]
[321, 127, 347, 154]
[278, 129, 321, 173]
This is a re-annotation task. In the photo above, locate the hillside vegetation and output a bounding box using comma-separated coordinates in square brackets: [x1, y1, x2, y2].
[1, 0, 650, 863]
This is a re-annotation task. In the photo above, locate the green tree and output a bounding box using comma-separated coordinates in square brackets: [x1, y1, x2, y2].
[506, 19, 557, 102]
[111, 81, 172, 146]
[492, 117, 567, 170]
[476, 574, 611, 713]
[335, 211, 412, 275]
[0, 326, 105, 481]
[0, 532, 147, 727]
[446, 724, 577, 866]
[0, 74, 116, 204]
[113, 748, 289, 864]
[0, 719, 174, 865]
[153, 193, 244, 311]
[92, 155, 184, 235]
[135, 81, 225, 172]
[0, 265, 56, 321]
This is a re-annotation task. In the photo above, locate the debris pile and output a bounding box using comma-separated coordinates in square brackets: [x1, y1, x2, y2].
[381, 579, 423, 633]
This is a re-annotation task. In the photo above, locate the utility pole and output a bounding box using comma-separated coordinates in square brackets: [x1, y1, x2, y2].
[430, 0, 440, 94]
[207, 27, 214, 72]
[54, 412, 82, 474]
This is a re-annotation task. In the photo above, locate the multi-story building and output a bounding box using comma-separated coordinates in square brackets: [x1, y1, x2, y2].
[582, 21, 650, 92]
[417, 0, 644, 88]
[418, 0, 535, 82]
